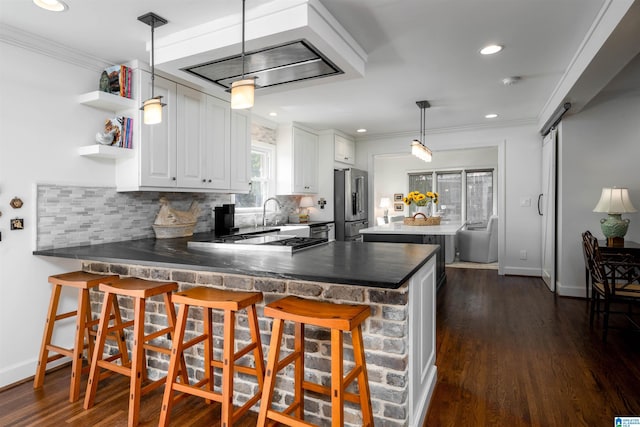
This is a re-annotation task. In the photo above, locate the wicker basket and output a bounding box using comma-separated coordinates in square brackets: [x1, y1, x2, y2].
[153, 222, 196, 239]
[403, 213, 441, 226]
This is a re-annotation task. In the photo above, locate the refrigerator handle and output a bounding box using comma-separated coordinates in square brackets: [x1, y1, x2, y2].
[352, 193, 358, 216]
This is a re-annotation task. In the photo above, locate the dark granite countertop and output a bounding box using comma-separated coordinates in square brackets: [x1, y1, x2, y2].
[33, 232, 438, 289]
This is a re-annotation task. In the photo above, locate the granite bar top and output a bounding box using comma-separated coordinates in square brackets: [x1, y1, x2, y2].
[360, 222, 464, 236]
[33, 233, 438, 289]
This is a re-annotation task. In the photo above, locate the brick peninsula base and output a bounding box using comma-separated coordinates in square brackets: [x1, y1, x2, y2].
[83, 257, 437, 427]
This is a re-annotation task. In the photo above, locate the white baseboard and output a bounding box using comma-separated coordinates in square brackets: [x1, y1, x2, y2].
[0, 356, 68, 389]
[502, 266, 542, 276]
[556, 281, 588, 298]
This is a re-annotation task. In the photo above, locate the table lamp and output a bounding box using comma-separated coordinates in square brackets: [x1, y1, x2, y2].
[379, 197, 391, 223]
[299, 196, 314, 223]
[593, 187, 637, 247]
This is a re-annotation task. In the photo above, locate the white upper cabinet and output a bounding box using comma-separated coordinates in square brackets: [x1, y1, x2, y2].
[87, 66, 245, 192]
[334, 133, 355, 165]
[176, 86, 231, 189]
[205, 95, 232, 190]
[277, 124, 319, 194]
[176, 85, 207, 188]
[139, 74, 177, 188]
[229, 110, 251, 193]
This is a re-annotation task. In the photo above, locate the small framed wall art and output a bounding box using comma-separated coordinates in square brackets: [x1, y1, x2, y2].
[393, 203, 404, 212]
[393, 193, 403, 202]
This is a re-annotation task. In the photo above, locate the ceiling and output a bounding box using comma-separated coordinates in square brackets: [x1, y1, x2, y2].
[1, 0, 627, 137]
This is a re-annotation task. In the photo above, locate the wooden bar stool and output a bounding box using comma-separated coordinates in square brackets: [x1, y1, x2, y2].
[159, 287, 265, 427]
[33, 271, 126, 403]
[83, 277, 186, 427]
[257, 296, 374, 427]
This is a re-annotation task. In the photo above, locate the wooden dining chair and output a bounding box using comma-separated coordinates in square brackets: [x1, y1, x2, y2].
[583, 232, 640, 342]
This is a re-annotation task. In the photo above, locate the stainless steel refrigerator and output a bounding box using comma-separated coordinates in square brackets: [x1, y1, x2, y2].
[334, 168, 368, 241]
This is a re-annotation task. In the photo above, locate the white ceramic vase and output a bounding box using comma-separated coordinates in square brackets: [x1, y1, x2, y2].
[415, 205, 431, 216]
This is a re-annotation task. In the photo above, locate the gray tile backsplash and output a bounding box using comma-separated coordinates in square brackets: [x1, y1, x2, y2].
[36, 185, 230, 250]
[36, 185, 301, 250]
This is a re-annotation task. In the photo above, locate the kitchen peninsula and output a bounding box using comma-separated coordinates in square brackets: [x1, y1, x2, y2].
[34, 234, 438, 426]
[360, 222, 464, 289]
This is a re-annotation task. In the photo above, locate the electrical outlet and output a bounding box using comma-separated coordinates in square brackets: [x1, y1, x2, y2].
[519, 250, 527, 260]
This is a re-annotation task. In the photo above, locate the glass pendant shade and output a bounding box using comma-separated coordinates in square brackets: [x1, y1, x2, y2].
[411, 139, 432, 162]
[410, 100, 432, 162]
[231, 78, 255, 110]
[142, 97, 164, 125]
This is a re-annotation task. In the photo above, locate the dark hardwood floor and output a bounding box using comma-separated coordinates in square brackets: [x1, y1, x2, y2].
[1, 268, 638, 426]
[425, 268, 640, 427]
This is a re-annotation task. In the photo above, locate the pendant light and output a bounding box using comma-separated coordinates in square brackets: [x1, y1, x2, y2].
[411, 100, 432, 162]
[138, 12, 168, 125]
[231, 0, 256, 109]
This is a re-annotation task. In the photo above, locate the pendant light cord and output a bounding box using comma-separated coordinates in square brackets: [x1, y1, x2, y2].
[420, 103, 425, 145]
[241, 0, 246, 79]
[150, 17, 155, 99]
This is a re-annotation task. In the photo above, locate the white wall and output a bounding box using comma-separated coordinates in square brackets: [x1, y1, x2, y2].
[0, 42, 117, 386]
[557, 53, 640, 297]
[356, 123, 543, 276]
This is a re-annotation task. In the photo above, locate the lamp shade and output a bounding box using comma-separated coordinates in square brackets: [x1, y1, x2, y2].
[411, 140, 432, 162]
[142, 97, 164, 125]
[593, 187, 637, 214]
[379, 197, 391, 208]
[299, 196, 314, 208]
[231, 78, 255, 109]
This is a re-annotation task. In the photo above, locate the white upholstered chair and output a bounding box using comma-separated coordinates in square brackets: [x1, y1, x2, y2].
[457, 215, 498, 263]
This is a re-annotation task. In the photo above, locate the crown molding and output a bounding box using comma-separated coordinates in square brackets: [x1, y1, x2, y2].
[0, 23, 111, 71]
[357, 118, 537, 142]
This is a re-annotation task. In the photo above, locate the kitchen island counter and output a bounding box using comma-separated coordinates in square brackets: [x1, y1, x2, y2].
[34, 233, 437, 426]
[34, 232, 438, 290]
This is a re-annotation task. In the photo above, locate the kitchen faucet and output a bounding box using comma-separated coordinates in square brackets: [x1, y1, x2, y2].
[262, 197, 282, 227]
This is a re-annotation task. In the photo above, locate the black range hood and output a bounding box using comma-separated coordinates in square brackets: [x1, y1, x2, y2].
[182, 39, 343, 90]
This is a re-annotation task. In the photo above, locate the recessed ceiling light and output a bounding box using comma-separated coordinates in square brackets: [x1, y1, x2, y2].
[33, 0, 68, 12]
[480, 44, 503, 55]
[268, 112, 277, 117]
[485, 113, 499, 119]
[502, 76, 522, 86]
[356, 128, 367, 133]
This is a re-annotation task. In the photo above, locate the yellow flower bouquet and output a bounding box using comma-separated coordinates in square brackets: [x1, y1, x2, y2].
[403, 191, 439, 207]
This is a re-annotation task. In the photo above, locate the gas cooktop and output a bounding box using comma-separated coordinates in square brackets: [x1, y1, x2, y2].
[188, 235, 328, 253]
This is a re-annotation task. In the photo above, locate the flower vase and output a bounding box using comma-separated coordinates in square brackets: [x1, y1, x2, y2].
[415, 204, 431, 217]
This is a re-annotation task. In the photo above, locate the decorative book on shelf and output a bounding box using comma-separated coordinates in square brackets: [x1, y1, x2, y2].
[99, 65, 133, 99]
[100, 116, 133, 148]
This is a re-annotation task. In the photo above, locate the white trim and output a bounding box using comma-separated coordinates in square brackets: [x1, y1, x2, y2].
[502, 267, 543, 277]
[0, 24, 110, 71]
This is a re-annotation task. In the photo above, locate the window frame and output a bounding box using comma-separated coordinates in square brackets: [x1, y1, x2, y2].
[235, 141, 277, 213]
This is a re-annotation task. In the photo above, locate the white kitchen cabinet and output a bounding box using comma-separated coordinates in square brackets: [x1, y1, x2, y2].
[334, 133, 355, 165]
[97, 67, 244, 192]
[176, 85, 206, 188]
[139, 73, 178, 188]
[176, 86, 231, 189]
[276, 124, 319, 194]
[229, 109, 251, 192]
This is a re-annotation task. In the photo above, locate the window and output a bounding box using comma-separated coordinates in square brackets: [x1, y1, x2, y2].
[408, 168, 493, 223]
[235, 142, 276, 209]
[466, 170, 493, 227]
[436, 172, 462, 222]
